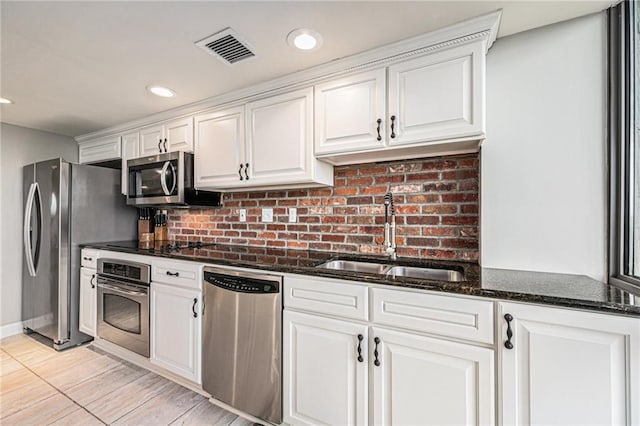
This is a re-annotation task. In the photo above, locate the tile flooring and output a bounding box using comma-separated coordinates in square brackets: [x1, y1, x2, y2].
[0, 333, 253, 425]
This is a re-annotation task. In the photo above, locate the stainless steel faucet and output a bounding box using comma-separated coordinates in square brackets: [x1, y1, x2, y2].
[384, 192, 397, 260]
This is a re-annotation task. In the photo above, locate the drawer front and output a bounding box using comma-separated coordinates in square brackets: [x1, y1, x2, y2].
[81, 249, 99, 269]
[152, 259, 202, 290]
[284, 275, 368, 321]
[371, 287, 494, 344]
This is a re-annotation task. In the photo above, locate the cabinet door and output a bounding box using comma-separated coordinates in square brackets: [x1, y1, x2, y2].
[284, 310, 367, 426]
[315, 69, 386, 155]
[120, 131, 139, 195]
[388, 42, 484, 146]
[139, 125, 164, 156]
[165, 117, 193, 153]
[371, 326, 494, 426]
[194, 106, 245, 188]
[246, 88, 313, 186]
[79, 267, 96, 337]
[150, 283, 201, 384]
[78, 135, 121, 164]
[499, 302, 640, 426]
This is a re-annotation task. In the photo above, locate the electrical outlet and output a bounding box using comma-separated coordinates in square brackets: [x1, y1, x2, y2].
[288, 207, 297, 223]
[239, 208, 246, 223]
[261, 208, 273, 223]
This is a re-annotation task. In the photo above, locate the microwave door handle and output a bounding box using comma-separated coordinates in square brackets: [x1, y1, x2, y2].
[23, 183, 37, 277]
[168, 161, 177, 194]
[160, 161, 171, 196]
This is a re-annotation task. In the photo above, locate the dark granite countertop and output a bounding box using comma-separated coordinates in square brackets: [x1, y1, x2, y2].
[85, 241, 640, 317]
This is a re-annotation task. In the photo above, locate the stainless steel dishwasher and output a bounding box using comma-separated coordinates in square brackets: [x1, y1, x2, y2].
[202, 266, 282, 424]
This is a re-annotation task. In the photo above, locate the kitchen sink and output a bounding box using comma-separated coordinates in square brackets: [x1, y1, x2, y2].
[316, 260, 465, 282]
[316, 260, 390, 274]
[385, 266, 464, 282]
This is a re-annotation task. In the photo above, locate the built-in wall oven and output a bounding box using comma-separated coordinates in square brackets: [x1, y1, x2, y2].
[97, 258, 150, 357]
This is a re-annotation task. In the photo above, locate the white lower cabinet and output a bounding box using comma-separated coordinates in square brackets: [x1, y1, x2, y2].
[372, 326, 494, 426]
[283, 276, 495, 426]
[284, 310, 368, 426]
[499, 302, 640, 426]
[79, 266, 97, 337]
[150, 282, 201, 384]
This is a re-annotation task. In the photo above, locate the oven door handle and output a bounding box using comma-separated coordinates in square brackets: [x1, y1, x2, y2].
[160, 161, 176, 196]
[98, 282, 148, 297]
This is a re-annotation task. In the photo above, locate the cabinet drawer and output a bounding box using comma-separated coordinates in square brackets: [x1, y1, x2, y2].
[284, 276, 368, 321]
[371, 288, 494, 344]
[152, 259, 202, 290]
[81, 249, 99, 269]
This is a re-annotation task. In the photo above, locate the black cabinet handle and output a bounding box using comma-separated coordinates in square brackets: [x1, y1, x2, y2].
[244, 163, 249, 180]
[504, 313, 514, 349]
[166, 271, 180, 277]
[83, 256, 93, 261]
[373, 337, 381, 366]
[90, 274, 95, 289]
[390, 116, 396, 139]
[238, 164, 244, 181]
[158, 139, 162, 152]
[376, 118, 382, 141]
[192, 298, 198, 318]
[357, 334, 364, 363]
[163, 138, 168, 152]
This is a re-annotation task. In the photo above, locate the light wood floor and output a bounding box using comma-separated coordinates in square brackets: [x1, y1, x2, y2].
[0, 333, 253, 425]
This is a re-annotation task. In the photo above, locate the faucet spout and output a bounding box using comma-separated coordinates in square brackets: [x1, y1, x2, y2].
[384, 192, 397, 260]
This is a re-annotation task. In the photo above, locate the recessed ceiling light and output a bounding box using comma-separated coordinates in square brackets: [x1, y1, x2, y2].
[146, 86, 176, 98]
[0, 97, 13, 104]
[287, 29, 323, 52]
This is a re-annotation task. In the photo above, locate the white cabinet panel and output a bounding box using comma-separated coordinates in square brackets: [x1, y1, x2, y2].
[284, 275, 368, 321]
[78, 135, 121, 164]
[499, 302, 640, 426]
[371, 287, 494, 344]
[246, 88, 313, 185]
[284, 310, 367, 426]
[372, 326, 494, 426]
[195, 106, 245, 188]
[151, 259, 202, 290]
[79, 267, 97, 337]
[388, 42, 483, 146]
[120, 131, 139, 195]
[140, 125, 164, 156]
[165, 117, 193, 153]
[315, 69, 386, 155]
[150, 282, 201, 383]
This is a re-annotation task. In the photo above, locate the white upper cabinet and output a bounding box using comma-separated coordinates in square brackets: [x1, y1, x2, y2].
[315, 69, 387, 155]
[120, 131, 139, 195]
[78, 135, 121, 164]
[140, 117, 194, 156]
[315, 41, 485, 165]
[76, 12, 501, 168]
[196, 88, 333, 191]
[499, 302, 640, 426]
[195, 105, 245, 188]
[388, 42, 484, 146]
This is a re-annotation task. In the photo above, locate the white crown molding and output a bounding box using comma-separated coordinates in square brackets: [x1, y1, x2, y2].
[76, 10, 502, 143]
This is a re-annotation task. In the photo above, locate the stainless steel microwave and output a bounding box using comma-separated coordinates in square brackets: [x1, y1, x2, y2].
[126, 151, 221, 207]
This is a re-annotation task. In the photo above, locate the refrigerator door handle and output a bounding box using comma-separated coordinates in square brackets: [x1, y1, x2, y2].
[23, 182, 37, 277]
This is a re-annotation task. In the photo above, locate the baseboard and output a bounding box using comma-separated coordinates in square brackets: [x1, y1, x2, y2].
[0, 321, 24, 339]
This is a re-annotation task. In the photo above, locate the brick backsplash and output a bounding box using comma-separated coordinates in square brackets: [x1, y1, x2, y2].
[167, 153, 479, 261]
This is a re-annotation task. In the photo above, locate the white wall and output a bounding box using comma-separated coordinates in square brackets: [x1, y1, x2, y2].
[0, 123, 78, 332]
[482, 12, 607, 281]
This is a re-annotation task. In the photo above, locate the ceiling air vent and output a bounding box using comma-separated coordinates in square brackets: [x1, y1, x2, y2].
[195, 28, 256, 66]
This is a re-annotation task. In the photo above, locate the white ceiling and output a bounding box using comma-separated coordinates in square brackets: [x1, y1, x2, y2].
[0, 1, 614, 138]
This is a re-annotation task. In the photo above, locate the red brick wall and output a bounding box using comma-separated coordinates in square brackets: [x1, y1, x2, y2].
[168, 153, 479, 261]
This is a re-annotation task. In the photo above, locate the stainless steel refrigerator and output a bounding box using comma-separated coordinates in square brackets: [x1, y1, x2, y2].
[22, 158, 137, 350]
